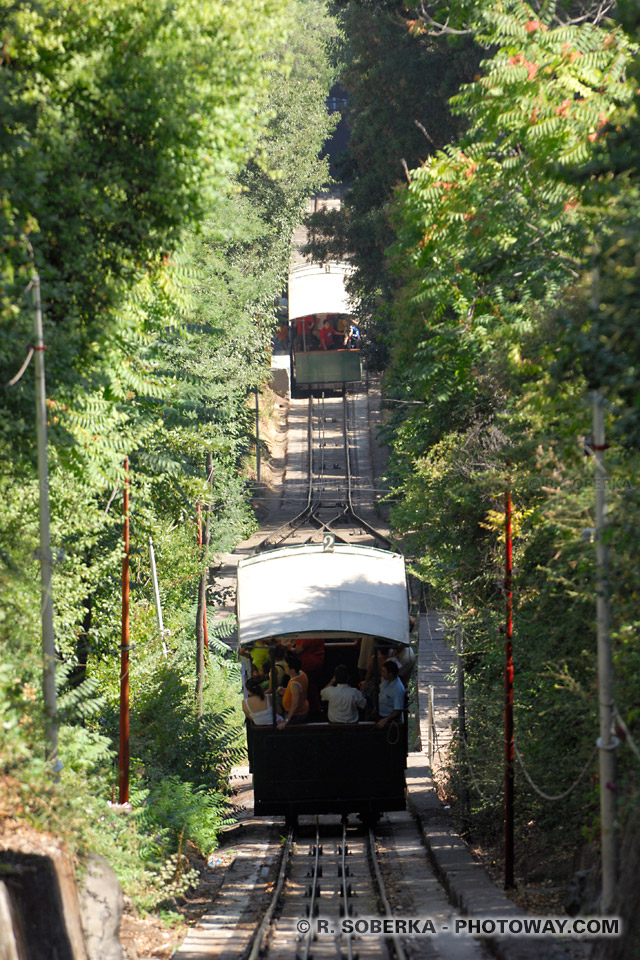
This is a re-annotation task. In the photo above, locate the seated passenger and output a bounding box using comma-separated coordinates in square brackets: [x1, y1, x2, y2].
[242, 677, 277, 726]
[277, 652, 309, 729]
[376, 659, 405, 729]
[321, 664, 366, 723]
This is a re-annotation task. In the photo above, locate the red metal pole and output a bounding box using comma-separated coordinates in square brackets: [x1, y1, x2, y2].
[196, 504, 208, 653]
[119, 457, 130, 804]
[504, 479, 514, 888]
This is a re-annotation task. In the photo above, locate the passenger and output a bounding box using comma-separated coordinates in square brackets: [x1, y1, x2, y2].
[276, 322, 289, 354]
[289, 637, 324, 674]
[347, 323, 361, 349]
[296, 315, 313, 351]
[321, 665, 366, 723]
[392, 644, 416, 682]
[319, 319, 335, 351]
[270, 643, 289, 687]
[264, 643, 288, 711]
[289, 637, 324, 715]
[242, 677, 278, 726]
[309, 316, 323, 350]
[238, 638, 271, 676]
[257, 663, 271, 692]
[335, 317, 349, 347]
[362, 641, 394, 685]
[358, 636, 375, 680]
[249, 661, 268, 691]
[277, 652, 309, 729]
[376, 659, 405, 729]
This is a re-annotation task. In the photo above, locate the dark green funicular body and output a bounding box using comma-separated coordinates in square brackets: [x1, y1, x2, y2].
[295, 349, 362, 385]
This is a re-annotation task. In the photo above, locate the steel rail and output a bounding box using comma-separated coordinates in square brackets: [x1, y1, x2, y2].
[298, 818, 322, 960]
[257, 380, 390, 551]
[340, 822, 354, 960]
[257, 393, 315, 550]
[246, 827, 295, 960]
[367, 828, 408, 960]
[342, 385, 392, 550]
[317, 390, 327, 499]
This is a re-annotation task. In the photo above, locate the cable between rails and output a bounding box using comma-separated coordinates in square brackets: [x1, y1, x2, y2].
[340, 823, 354, 960]
[299, 819, 321, 960]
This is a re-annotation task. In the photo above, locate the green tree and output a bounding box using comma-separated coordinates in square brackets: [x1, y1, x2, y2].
[383, 0, 640, 880]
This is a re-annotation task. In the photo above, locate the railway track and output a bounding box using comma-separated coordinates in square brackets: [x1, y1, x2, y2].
[178, 362, 496, 960]
[174, 808, 492, 960]
[247, 818, 404, 960]
[259, 382, 389, 552]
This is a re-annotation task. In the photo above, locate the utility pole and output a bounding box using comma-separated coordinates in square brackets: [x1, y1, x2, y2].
[456, 615, 468, 814]
[196, 504, 209, 657]
[195, 454, 212, 717]
[32, 271, 58, 768]
[593, 391, 617, 912]
[149, 537, 168, 659]
[504, 478, 514, 890]
[119, 457, 130, 804]
[255, 386, 261, 484]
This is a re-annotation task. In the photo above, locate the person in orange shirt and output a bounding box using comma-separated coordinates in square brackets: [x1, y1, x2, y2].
[277, 652, 309, 729]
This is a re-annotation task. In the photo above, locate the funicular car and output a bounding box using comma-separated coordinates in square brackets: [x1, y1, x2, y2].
[236, 542, 410, 823]
[288, 261, 362, 390]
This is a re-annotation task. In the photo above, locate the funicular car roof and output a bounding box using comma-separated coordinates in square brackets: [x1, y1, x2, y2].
[236, 543, 409, 647]
[288, 261, 355, 320]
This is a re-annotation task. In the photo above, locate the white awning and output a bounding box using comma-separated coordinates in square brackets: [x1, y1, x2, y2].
[288, 262, 355, 321]
[237, 544, 409, 646]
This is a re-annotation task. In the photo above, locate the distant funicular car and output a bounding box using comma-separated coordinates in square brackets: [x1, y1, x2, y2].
[236, 542, 410, 824]
[288, 261, 362, 390]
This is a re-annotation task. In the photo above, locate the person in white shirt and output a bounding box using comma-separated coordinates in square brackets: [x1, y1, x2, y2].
[321, 665, 366, 723]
